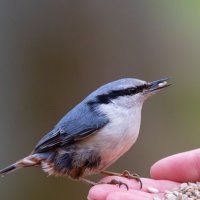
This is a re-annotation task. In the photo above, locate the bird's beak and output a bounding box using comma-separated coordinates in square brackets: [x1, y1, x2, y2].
[145, 78, 171, 92]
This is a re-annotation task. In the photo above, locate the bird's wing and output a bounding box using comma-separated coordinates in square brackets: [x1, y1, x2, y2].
[33, 127, 100, 153]
[33, 105, 109, 153]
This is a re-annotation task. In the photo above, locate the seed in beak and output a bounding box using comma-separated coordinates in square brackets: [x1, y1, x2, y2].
[158, 81, 167, 88]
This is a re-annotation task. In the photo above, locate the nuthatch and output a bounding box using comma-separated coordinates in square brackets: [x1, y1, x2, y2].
[0, 78, 170, 187]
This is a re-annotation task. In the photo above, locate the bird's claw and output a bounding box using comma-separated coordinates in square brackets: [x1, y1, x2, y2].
[106, 179, 129, 190]
[121, 170, 142, 189]
[100, 169, 143, 189]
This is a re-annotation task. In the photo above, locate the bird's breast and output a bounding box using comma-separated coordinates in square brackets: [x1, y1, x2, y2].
[93, 105, 142, 169]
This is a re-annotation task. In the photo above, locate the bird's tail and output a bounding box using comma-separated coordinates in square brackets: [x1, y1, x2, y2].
[0, 154, 43, 177]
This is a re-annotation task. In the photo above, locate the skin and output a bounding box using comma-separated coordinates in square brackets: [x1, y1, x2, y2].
[88, 148, 200, 200]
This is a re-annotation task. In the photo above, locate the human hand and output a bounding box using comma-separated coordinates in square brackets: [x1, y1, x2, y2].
[88, 176, 179, 200]
[88, 148, 200, 200]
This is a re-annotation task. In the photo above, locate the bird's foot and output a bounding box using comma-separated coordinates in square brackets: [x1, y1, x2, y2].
[105, 179, 129, 190]
[101, 170, 142, 189]
[121, 170, 142, 189]
[80, 177, 97, 186]
[80, 177, 128, 190]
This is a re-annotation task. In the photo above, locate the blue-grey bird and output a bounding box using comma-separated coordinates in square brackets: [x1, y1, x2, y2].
[0, 78, 169, 185]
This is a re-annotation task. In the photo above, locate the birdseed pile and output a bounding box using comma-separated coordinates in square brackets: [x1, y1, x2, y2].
[153, 182, 200, 200]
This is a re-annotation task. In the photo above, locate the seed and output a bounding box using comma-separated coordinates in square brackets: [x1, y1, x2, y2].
[158, 81, 167, 87]
[153, 196, 162, 200]
[165, 182, 200, 200]
[147, 186, 159, 194]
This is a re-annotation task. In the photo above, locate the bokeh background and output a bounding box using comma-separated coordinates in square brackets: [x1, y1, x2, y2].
[1, 1, 200, 199]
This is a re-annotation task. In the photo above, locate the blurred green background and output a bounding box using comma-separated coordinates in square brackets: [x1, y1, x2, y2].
[1, 1, 200, 199]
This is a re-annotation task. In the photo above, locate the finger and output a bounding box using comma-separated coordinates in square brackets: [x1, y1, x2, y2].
[106, 192, 138, 200]
[106, 190, 159, 200]
[151, 148, 200, 182]
[87, 184, 126, 200]
[88, 185, 164, 200]
[88, 176, 179, 200]
[107, 192, 138, 200]
[99, 176, 180, 192]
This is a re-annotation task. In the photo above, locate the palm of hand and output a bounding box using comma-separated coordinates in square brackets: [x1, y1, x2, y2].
[88, 149, 200, 200]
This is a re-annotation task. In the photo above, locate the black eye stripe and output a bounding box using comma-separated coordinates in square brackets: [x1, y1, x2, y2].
[126, 84, 146, 95]
[88, 84, 147, 106]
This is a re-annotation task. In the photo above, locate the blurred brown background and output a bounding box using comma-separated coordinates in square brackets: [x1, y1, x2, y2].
[1, 1, 200, 199]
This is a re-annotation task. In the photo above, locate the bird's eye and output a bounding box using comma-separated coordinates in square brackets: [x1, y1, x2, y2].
[128, 88, 136, 95]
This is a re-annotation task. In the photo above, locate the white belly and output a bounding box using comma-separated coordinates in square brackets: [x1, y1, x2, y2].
[91, 103, 142, 171]
[98, 117, 140, 169]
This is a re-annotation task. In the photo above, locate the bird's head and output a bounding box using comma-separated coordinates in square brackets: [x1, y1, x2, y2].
[87, 78, 170, 110]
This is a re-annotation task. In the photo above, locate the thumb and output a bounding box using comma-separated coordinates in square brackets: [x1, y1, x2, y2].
[150, 148, 200, 182]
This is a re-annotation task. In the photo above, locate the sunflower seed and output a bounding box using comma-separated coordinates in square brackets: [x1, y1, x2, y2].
[165, 182, 200, 200]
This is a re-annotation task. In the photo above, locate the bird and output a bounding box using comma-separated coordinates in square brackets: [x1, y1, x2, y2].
[0, 77, 170, 187]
